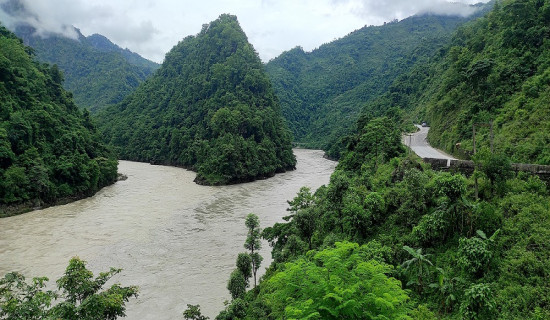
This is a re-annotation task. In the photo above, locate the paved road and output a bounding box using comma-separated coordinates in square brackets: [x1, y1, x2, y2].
[403, 125, 456, 162]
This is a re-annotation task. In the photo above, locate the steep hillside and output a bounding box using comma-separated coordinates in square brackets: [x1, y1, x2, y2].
[0, 24, 118, 216]
[373, 0, 549, 164]
[425, 0, 550, 164]
[216, 3, 550, 318]
[12, 25, 160, 112]
[266, 6, 489, 157]
[217, 115, 550, 319]
[97, 14, 296, 185]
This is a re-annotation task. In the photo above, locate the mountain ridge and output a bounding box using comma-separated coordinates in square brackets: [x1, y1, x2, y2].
[267, 3, 493, 158]
[9, 23, 160, 112]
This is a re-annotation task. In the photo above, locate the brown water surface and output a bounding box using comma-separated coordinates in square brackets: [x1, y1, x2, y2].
[0, 149, 336, 319]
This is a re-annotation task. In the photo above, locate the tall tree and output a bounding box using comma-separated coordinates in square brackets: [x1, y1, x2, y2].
[183, 304, 209, 320]
[0, 257, 137, 320]
[235, 253, 252, 286]
[244, 213, 262, 288]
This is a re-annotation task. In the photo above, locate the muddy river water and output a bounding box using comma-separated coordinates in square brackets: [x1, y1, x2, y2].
[0, 149, 336, 319]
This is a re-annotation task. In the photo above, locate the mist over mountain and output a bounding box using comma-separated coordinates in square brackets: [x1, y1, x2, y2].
[13, 24, 159, 112]
[0, 0, 159, 112]
[0, 0, 491, 64]
[0, 0, 79, 39]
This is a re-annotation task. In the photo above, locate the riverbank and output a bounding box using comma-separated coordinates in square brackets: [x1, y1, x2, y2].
[0, 173, 127, 218]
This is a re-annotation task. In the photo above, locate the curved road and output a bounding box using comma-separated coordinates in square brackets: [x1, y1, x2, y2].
[403, 125, 456, 163]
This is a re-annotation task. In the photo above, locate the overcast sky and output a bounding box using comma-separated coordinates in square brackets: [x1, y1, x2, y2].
[0, 0, 489, 63]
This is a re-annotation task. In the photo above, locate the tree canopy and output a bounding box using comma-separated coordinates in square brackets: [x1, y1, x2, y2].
[0, 257, 138, 320]
[262, 242, 410, 320]
[218, 113, 550, 319]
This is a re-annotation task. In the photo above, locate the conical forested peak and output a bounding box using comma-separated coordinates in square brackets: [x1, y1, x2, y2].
[159, 14, 270, 102]
[198, 13, 246, 42]
[97, 15, 295, 185]
[164, 14, 251, 62]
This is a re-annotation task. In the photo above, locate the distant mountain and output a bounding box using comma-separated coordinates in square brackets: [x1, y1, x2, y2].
[266, 4, 491, 158]
[86, 33, 159, 72]
[12, 25, 160, 112]
[0, 24, 118, 216]
[97, 14, 296, 185]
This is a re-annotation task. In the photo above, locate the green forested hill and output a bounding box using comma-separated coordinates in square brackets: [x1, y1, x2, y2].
[426, 0, 550, 164]
[97, 14, 296, 185]
[373, 0, 550, 164]
[266, 8, 488, 158]
[217, 116, 550, 319]
[215, 2, 550, 319]
[0, 25, 118, 216]
[12, 25, 159, 112]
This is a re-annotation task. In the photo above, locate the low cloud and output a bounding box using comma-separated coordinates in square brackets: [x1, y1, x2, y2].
[330, 0, 482, 22]
[418, 2, 479, 17]
[0, 0, 82, 39]
[0, 0, 159, 59]
[0, 0, 489, 63]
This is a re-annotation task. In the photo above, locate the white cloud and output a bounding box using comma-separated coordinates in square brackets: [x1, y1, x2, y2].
[0, 0, 80, 38]
[331, 0, 483, 21]
[0, 0, 490, 63]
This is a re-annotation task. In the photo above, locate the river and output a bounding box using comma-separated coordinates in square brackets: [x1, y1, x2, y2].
[0, 149, 336, 319]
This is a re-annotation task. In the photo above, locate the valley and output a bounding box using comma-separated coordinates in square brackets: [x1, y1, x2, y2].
[1, 0, 549, 319]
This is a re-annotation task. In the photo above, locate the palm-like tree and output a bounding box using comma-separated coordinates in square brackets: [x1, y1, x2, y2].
[429, 267, 464, 313]
[402, 245, 433, 292]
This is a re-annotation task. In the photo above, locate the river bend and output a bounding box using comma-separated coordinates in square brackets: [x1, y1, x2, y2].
[0, 149, 336, 319]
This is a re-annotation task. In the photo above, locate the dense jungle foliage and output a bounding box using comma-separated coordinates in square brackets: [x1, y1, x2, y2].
[367, 0, 550, 164]
[215, 2, 550, 318]
[0, 24, 118, 216]
[217, 114, 550, 319]
[97, 14, 296, 185]
[0, 257, 138, 319]
[266, 6, 490, 158]
[12, 25, 159, 112]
